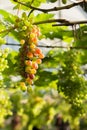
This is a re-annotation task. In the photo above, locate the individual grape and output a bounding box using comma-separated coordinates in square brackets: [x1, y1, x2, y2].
[26, 77, 33, 85]
[25, 60, 32, 66]
[32, 62, 38, 69]
[30, 37, 38, 44]
[30, 69, 37, 74]
[20, 82, 27, 92]
[36, 59, 42, 64]
[27, 52, 33, 59]
[29, 74, 35, 79]
[38, 53, 44, 59]
[25, 66, 31, 73]
[20, 39, 25, 45]
[30, 44, 36, 51]
[35, 47, 42, 55]
[30, 33, 36, 39]
[22, 26, 27, 30]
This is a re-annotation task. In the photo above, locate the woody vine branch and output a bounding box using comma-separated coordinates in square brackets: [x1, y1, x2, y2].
[13, 0, 84, 13]
[12, 0, 87, 26]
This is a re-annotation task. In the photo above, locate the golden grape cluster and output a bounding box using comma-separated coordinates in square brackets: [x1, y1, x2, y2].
[17, 14, 44, 91]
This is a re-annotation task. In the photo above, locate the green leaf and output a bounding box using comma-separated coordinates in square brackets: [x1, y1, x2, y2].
[0, 9, 17, 24]
[35, 13, 54, 22]
[0, 37, 6, 45]
[62, 0, 67, 4]
[35, 69, 57, 87]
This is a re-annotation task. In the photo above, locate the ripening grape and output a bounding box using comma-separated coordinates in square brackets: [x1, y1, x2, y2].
[25, 60, 32, 66]
[38, 53, 44, 59]
[35, 47, 42, 55]
[20, 82, 27, 91]
[36, 59, 42, 64]
[18, 15, 44, 87]
[32, 62, 38, 69]
[30, 37, 38, 44]
[26, 77, 33, 85]
[29, 74, 35, 79]
[27, 52, 33, 59]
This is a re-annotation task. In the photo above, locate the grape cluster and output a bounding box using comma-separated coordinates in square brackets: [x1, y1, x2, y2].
[0, 90, 12, 125]
[57, 50, 87, 116]
[0, 48, 9, 87]
[0, 48, 9, 72]
[17, 14, 44, 90]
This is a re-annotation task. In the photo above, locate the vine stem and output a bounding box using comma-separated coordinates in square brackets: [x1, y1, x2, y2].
[34, 19, 87, 25]
[52, 20, 87, 26]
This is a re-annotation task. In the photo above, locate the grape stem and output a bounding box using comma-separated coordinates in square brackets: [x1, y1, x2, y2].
[34, 19, 87, 25]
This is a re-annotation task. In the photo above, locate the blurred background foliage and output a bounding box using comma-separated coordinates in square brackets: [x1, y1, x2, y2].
[0, 0, 87, 130]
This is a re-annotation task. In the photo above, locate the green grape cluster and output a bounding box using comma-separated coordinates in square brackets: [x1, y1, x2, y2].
[57, 50, 87, 116]
[0, 48, 9, 87]
[15, 13, 44, 91]
[0, 48, 9, 72]
[0, 89, 12, 126]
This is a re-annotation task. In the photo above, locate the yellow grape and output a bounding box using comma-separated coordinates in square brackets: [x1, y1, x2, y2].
[25, 66, 31, 73]
[20, 82, 27, 91]
[30, 44, 36, 50]
[20, 39, 25, 45]
[30, 69, 37, 74]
